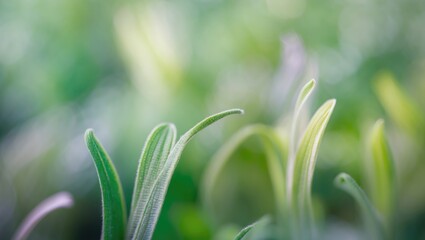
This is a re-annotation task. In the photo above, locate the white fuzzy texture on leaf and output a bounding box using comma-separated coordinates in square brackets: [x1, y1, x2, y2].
[85, 129, 127, 240]
[127, 123, 176, 239]
[130, 109, 243, 240]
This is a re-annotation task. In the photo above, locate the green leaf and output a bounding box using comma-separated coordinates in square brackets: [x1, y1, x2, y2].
[289, 99, 336, 239]
[202, 124, 286, 225]
[290, 79, 316, 158]
[132, 109, 243, 240]
[12, 192, 74, 240]
[334, 173, 385, 240]
[367, 119, 395, 230]
[127, 123, 176, 239]
[294, 79, 316, 115]
[85, 129, 127, 240]
[287, 79, 316, 200]
[233, 216, 271, 240]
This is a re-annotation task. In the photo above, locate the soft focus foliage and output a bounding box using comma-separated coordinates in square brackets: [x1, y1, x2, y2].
[1, 0, 425, 239]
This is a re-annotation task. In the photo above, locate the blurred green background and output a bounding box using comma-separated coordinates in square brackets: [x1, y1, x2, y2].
[1, 0, 425, 239]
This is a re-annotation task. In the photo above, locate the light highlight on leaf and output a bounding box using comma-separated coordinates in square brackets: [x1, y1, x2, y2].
[287, 79, 316, 201]
[289, 99, 336, 239]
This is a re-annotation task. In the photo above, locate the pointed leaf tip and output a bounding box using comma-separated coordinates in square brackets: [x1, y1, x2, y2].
[127, 109, 242, 240]
[233, 216, 271, 240]
[127, 123, 177, 240]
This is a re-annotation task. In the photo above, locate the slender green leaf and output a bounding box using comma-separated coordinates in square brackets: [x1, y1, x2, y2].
[133, 109, 243, 240]
[85, 129, 127, 240]
[367, 119, 395, 231]
[202, 124, 286, 225]
[12, 192, 74, 240]
[289, 99, 336, 239]
[127, 123, 176, 239]
[334, 173, 385, 240]
[294, 79, 316, 115]
[287, 79, 316, 199]
[233, 216, 271, 240]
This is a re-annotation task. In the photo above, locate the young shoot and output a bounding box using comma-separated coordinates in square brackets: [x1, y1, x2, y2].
[85, 109, 243, 240]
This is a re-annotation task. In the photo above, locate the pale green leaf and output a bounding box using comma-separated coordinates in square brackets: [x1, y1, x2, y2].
[294, 79, 316, 115]
[13, 192, 74, 240]
[367, 119, 395, 230]
[85, 129, 127, 240]
[289, 99, 336, 239]
[287, 79, 316, 200]
[334, 173, 385, 240]
[127, 123, 176, 239]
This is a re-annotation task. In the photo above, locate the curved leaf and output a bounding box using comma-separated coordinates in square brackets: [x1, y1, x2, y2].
[127, 123, 176, 239]
[132, 109, 243, 240]
[334, 173, 385, 240]
[287, 79, 316, 198]
[367, 119, 395, 230]
[289, 99, 336, 239]
[13, 192, 74, 240]
[85, 129, 127, 240]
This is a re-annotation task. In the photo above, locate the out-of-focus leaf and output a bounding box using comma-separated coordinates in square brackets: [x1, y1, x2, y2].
[294, 79, 316, 115]
[85, 130, 127, 240]
[233, 216, 271, 240]
[367, 119, 395, 230]
[127, 123, 176, 239]
[287, 79, 316, 197]
[334, 173, 384, 240]
[132, 109, 243, 240]
[13, 192, 74, 240]
[202, 124, 286, 224]
[374, 72, 425, 136]
[289, 99, 336, 239]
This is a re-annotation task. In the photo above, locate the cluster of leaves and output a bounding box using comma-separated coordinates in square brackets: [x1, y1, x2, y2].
[201, 77, 404, 240]
[203, 79, 336, 239]
[334, 119, 394, 240]
[85, 109, 243, 240]
[11, 73, 420, 240]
